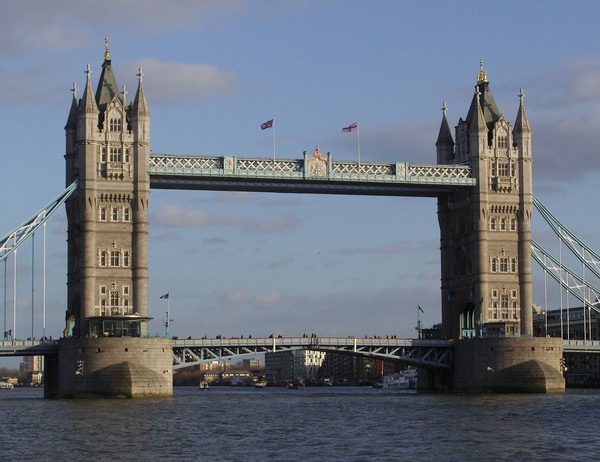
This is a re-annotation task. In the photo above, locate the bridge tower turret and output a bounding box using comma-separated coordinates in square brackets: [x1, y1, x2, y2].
[64, 40, 151, 338]
[437, 61, 534, 340]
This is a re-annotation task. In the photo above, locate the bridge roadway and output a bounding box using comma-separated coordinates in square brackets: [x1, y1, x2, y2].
[2, 338, 598, 369]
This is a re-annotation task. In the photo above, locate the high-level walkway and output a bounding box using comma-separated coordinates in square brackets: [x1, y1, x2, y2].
[148, 154, 475, 196]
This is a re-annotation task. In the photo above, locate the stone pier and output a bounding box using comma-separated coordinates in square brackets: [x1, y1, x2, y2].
[45, 337, 173, 398]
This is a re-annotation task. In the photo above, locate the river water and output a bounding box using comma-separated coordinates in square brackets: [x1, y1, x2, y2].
[1, 386, 599, 461]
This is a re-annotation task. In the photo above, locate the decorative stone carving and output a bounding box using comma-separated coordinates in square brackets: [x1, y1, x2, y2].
[307, 145, 328, 177]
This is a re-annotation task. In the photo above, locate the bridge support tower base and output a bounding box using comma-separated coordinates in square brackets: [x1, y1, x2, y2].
[452, 337, 565, 393]
[44, 337, 173, 398]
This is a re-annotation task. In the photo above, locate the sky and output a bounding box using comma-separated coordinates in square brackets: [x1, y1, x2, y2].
[1, 1, 600, 367]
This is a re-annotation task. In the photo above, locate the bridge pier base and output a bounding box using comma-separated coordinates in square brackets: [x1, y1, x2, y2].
[44, 337, 173, 398]
[452, 337, 565, 393]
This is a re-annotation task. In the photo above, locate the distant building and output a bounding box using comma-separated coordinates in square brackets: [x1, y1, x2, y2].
[22, 356, 44, 385]
[533, 306, 600, 340]
[265, 350, 325, 382]
[242, 358, 262, 370]
[321, 353, 396, 384]
[534, 306, 600, 386]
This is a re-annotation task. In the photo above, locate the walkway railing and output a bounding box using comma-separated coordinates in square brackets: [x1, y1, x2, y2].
[148, 154, 475, 196]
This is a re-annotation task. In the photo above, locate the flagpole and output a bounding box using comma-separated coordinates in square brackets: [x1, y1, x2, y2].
[272, 119, 276, 161]
[356, 121, 361, 165]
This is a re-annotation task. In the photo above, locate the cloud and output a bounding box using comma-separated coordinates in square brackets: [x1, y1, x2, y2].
[126, 59, 239, 104]
[0, 1, 244, 55]
[150, 204, 300, 234]
[337, 239, 436, 256]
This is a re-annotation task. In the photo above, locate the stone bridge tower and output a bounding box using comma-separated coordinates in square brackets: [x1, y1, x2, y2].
[50, 41, 171, 398]
[64, 40, 151, 338]
[436, 62, 533, 340]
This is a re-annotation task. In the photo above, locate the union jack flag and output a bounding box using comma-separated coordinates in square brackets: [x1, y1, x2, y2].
[261, 119, 273, 130]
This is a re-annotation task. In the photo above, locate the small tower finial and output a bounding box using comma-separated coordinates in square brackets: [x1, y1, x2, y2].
[121, 84, 127, 105]
[104, 34, 110, 61]
[476, 59, 488, 84]
[137, 66, 144, 83]
[442, 101, 447, 117]
[85, 63, 92, 81]
[71, 81, 78, 99]
[518, 88, 525, 103]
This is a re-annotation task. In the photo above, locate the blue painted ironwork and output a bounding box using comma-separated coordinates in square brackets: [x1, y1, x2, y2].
[0, 181, 78, 263]
[171, 336, 453, 370]
[148, 154, 476, 196]
[532, 196, 600, 314]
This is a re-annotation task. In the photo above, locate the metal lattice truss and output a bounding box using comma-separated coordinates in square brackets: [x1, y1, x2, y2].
[0, 181, 78, 263]
[172, 337, 453, 370]
[148, 154, 475, 196]
[532, 196, 600, 313]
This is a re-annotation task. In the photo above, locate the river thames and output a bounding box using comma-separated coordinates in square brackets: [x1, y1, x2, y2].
[1, 386, 599, 461]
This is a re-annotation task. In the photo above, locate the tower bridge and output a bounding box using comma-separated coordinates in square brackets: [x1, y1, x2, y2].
[3, 46, 587, 397]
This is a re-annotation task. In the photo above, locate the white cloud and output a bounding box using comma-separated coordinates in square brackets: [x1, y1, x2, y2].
[127, 59, 239, 104]
[150, 204, 300, 234]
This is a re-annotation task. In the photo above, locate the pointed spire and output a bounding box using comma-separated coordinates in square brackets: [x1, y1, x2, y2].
[476, 59, 488, 84]
[436, 101, 454, 148]
[65, 81, 79, 128]
[104, 34, 110, 61]
[95, 38, 120, 113]
[132, 66, 150, 115]
[513, 88, 531, 134]
[469, 85, 487, 135]
[466, 60, 501, 133]
[80, 64, 99, 114]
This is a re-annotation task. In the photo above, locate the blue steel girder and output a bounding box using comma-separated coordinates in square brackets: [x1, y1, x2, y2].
[171, 337, 454, 370]
[148, 154, 475, 197]
[0, 181, 78, 263]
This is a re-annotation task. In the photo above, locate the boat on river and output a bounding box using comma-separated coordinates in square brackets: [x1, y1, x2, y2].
[0, 381, 14, 389]
[254, 381, 268, 388]
[383, 373, 410, 389]
[198, 381, 210, 390]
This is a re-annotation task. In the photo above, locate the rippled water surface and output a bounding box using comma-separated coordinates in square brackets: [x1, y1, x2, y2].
[2, 386, 599, 461]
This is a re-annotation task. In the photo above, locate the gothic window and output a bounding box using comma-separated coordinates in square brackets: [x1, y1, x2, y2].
[498, 163, 509, 176]
[123, 208, 131, 222]
[500, 258, 509, 272]
[123, 250, 130, 267]
[109, 118, 122, 132]
[109, 147, 122, 162]
[498, 134, 508, 149]
[123, 285, 130, 296]
[111, 207, 118, 221]
[511, 258, 517, 272]
[510, 219, 517, 231]
[101, 147, 107, 162]
[491, 289, 498, 298]
[490, 218, 496, 231]
[500, 218, 506, 231]
[491, 258, 498, 272]
[510, 164, 516, 176]
[110, 291, 119, 307]
[500, 295, 509, 309]
[99, 207, 107, 221]
[99, 285, 107, 296]
[125, 149, 131, 163]
[99, 251, 107, 267]
[511, 289, 518, 298]
[110, 251, 120, 267]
